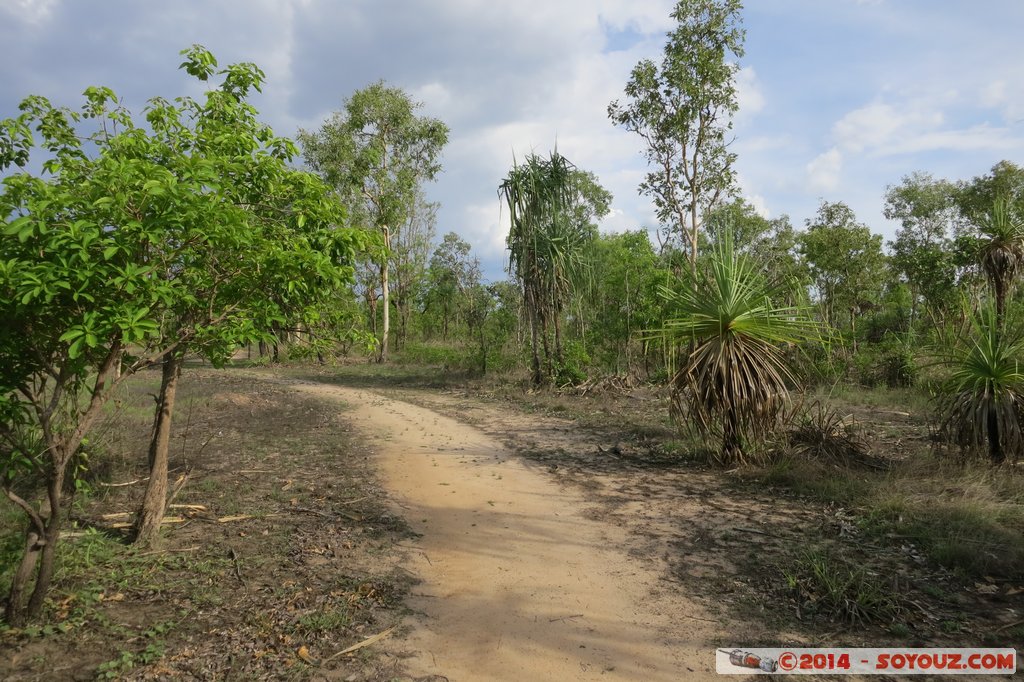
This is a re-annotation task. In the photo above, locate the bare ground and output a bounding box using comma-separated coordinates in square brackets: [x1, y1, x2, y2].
[2, 365, 1022, 681]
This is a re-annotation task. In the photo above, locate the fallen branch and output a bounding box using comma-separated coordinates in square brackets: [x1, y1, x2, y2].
[323, 627, 395, 663]
[97, 477, 148, 488]
[995, 618, 1024, 632]
[217, 514, 268, 523]
[165, 468, 192, 508]
[548, 613, 583, 623]
[109, 516, 187, 529]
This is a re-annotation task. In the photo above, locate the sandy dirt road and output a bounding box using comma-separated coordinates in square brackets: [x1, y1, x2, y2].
[288, 380, 723, 681]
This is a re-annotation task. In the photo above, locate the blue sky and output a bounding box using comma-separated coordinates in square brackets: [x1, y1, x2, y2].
[2, 0, 1022, 280]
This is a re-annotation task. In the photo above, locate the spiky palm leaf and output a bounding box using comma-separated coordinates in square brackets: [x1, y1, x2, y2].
[976, 198, 1024, 324]
[938, 304, 1024, 464]
[500, 151, 590, 384]
[661, 233, 816, 465]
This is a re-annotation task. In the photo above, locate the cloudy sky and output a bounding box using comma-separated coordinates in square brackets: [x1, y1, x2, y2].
[3, 0, 1023, 280]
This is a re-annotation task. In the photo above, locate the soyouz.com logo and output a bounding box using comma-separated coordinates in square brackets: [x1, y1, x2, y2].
[716, 648, 1017, 675]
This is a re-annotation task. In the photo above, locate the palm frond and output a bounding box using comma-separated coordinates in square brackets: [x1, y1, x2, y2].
[937, 303, 1024, 463]
[660, 231, 816, 465]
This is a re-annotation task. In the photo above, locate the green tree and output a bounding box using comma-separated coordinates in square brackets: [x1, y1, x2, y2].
[703, 198, 801, 287]
[957, 160, 1024, 220]
[661, 232, 815, 464]
[500, 151, 608, 385]
[798, 201, 886, 336]
[424, 232, 479, 341]
[300, 82, 449, 362]
[0, 47, 363, 621]
[584, 231, 666, 374]
[609, 0, 745, 273]
[391, 190, 437, 349]
[883, 172, 961, 322]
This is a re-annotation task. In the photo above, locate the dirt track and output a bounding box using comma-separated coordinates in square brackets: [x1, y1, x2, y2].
[290, 380, 722, 681]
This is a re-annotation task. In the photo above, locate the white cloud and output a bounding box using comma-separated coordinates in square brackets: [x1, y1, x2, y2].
[746, 193, 770, 218]
[806, 147, 842, 192]
[884, 124, 1023, 155]
[833, 101, 942, 153]
[735, 66, 765, 122]
[0, 0, 57, 24]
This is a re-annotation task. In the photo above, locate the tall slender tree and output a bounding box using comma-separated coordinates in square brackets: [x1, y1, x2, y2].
[609, 0, 745, 274]
[500, 152, 608, 385]
[300, 83, 448, 362]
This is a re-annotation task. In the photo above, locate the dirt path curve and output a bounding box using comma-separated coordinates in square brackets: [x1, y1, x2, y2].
[288, 379, 721, 681]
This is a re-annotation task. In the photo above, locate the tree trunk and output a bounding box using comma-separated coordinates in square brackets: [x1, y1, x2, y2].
[850, 307, 858, 354]
[4, 447, 71, 625]
[689, 195, 699, 279]
[134, 352, 182, 546]
[721, 404, 743, 465]
[379, 225, 391, 363]
[995, 279, 1006, 330]
[540, 311, 552, 384]
[479, 326, 488, 375]
[529, 304, 542, 387]
[987, 407, 1005, 465]
[25, 466, 65, 618]
[553, 313, 564, 369]
[4, 530, 42, 625]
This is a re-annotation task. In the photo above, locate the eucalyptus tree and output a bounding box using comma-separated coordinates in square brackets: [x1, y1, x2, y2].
[500, 151, 608, 385]
[957, 160, 1024, 220]
[300, 82, 449, 362]
[609, 0, 745, 273]
[883, 172, 962, 323]
[798, 201, 886, 336]
[661, 232, 815, 464]
[391, 190, 438, 349]
[703, 198, 801, 288]
[584, 231, 666, 373]
[0, 47, 364, 620]
[424, 232, 478, 340]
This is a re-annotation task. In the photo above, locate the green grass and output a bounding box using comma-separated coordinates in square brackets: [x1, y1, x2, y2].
[813, 383, 933, 414]
[784, 545, 902, 624]
[862, 467, 1024, 578]
[295, 607, 352, 634]
[757, 456, 872, 505]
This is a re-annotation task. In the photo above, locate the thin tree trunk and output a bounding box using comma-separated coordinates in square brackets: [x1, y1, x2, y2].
[995, 280, 1006, 330]
[690, 200, 699, 279]
[379, 225, 391, 363]
[4, 530, 42, 625]
[25, 465, 65, 618]
[134, 352, 182, 546]
[529, 303, 542, 386]
[539, 309, 553, 384]
[553, 313, 564, 368]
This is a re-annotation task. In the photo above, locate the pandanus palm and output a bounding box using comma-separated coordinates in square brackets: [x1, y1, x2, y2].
[938, 304, 1024, 465]
[501, 151, 587, 385]
[661, 233, 815, 465]
[976, 197, 1024, 326]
